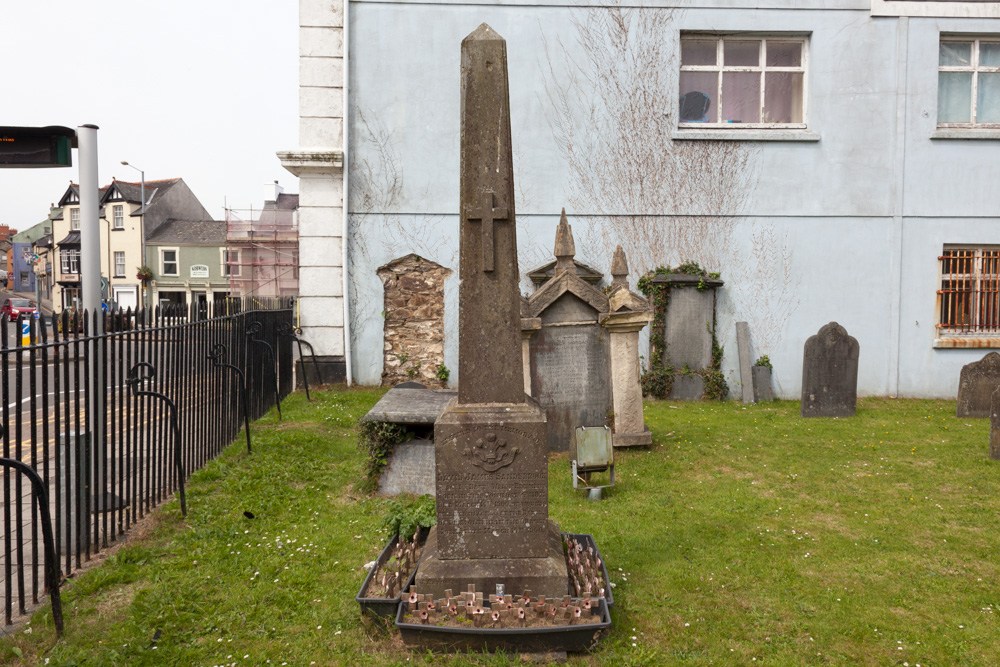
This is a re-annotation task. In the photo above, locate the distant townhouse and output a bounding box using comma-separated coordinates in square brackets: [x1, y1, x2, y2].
[11, 217, 52, 295]
[53, 178, 212, 311]
[146, 219, 230, 312]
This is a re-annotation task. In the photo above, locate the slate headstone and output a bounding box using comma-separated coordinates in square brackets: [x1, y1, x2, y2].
[956, 352, 1000, 418]
[416, 23, 564, 600]
[990, 387, 1000, 460]
[752, 365, 774, 402]
[801, 322, 859, 418]
[378, 439, 437, 496]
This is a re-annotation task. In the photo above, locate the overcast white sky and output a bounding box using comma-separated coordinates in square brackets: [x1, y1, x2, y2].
[0, 0, 299, 230]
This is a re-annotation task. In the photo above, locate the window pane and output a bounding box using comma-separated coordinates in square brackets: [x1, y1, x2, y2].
[724, 41, 760, 67]
[977, 73, 1000, 123]
[722, 72, 761, 122]
[766, 41, 801, 67]
[940, 42, 972, 67]
[679, 71, 718, 122]
[764, 72, 803, 123]
[681, 40, 716, 66]
[938, 72, 972, 122]
[981, 42, 1000, 67]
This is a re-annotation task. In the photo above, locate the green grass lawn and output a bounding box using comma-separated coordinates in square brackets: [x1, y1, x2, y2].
[3, 390, 998, 666]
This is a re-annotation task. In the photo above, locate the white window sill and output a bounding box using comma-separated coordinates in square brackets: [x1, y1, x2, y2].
[672, 129, 821, 142]
[931, 129, 1000, 141]
[933, 337, 1000, 349]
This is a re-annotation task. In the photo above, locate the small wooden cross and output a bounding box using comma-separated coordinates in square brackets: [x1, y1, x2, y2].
[464, 190, 508, 272]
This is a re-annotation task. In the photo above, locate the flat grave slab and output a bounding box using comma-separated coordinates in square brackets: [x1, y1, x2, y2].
[363, 387, 458, 425]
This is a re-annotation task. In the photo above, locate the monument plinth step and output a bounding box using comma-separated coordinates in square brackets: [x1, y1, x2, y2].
[415, 522, 568, 601]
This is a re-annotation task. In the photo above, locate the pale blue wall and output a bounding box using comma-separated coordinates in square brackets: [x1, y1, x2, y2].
[346, 0, 1000, 397]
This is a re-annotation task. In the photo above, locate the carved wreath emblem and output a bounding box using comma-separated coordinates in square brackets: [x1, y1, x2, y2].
[462, 432, 519, 472]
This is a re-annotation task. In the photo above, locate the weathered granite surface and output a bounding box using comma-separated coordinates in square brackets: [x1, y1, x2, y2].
[801, 322, 859, 418]
[990, 387, 1000, 460]
[378, 439, 436, 496]
[736, 322, 754, 404]
[752, 365, 774, 402]
[956, 352, 1000, 418]
[456, 23, 523, 407]
[601, 247, 653, 447]
[416, 23, 563, 599]
[363, 387, 457, 425]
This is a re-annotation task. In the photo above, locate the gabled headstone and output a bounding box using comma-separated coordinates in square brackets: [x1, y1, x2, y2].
[416, 23, 565, 600]
[801, 322, 859, 418]
[525, 210, 611, 452]
[956, 352, 1000, 418]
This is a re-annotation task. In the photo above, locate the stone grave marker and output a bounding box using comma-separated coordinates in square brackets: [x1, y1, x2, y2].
[990, 387, 1000, 460]
[600, 245, 653, 447]
[525, 210, 611, 452]
[956, 352, 1000, 418]
[415, 23, 566, 599]
[736, 321, 754, 404]
[801, 322, 859, 418]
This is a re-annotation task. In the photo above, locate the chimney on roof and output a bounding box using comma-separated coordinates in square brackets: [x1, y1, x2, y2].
[266, 180, 284, 203]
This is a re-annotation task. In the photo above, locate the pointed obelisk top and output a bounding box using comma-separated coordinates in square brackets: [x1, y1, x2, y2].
[553, 208, 576, 273]
[464, 22, 504, 43]
[610, 244, 629, 290]
[458, 21, 524, 405]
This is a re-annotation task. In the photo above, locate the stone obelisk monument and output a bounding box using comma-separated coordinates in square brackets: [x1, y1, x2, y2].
[415, 23, 566, 598]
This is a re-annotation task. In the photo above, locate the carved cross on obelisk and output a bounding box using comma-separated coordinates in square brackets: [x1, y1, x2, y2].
[464, 190, 509, 272]
[457, 22, 524, 405]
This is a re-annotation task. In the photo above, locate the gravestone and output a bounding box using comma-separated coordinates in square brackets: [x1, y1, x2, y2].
[648, 273, 724, 400]
[526, 210, 611, 452]
[378, 439, 436, 496]
[600, 246, 653, 447]
[752, 366, 774, 402]
[990, 387, 1000, 460]
[736, 322, 754, 404]
[363, 386, 457, 425]
[415, 24, 566, 599]
[801, 322, 859, 418]
[956, 352, 1000, 418]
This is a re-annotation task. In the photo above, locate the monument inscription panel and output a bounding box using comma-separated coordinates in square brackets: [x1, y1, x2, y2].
[530, 293, 611, 451]
[434, 415, 549, 560]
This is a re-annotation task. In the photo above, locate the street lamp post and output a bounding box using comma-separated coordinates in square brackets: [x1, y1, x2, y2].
[120, 161, 146, 308]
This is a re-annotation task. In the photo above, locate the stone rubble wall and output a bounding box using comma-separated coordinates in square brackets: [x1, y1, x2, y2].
[378, 255, 451, 387]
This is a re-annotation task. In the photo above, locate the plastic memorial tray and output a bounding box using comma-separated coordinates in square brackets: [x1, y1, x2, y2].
[356, 530, 426, 618]
[395, 597, 611, 653]
[563, 532, 614, 609]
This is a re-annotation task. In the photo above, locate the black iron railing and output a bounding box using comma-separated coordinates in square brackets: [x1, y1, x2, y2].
[0, 297, 293, 629]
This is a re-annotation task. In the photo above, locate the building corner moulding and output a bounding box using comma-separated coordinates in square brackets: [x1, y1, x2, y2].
[277, 150, 344, 177]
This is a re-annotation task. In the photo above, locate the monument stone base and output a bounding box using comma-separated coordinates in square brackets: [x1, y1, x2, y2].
[613, 426, 652, 448]
[414, 521, 569, 599]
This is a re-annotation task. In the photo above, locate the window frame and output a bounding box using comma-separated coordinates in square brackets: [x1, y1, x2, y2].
[935, 245, 1000, 347]
[60, 249, 80, 275]
[114, 251, 126, 278]
[938, 36, 1000, 129]
[678, 34, 810, 130]
[160, 248, 179, 277]
[70, 208, 80, 231]
[112, 204, 124, 229]
[221, 248, 240, 278]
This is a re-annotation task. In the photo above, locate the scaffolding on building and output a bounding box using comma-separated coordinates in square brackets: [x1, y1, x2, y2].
[224, 194, 299, 298]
